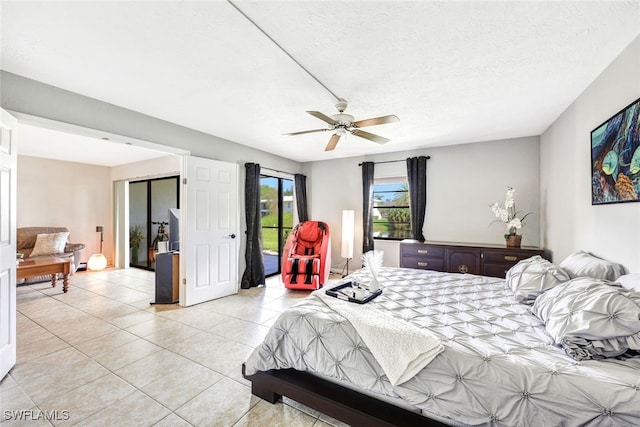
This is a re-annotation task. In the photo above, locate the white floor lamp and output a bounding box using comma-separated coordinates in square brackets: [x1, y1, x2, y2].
[341, 210, 354, 277]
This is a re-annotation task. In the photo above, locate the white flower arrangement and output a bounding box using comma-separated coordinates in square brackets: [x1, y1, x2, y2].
[490, 187, 531, 238]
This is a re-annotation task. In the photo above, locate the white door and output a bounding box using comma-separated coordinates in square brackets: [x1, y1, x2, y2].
[0, 109, 17, 379]
[180, 156, 239, 306]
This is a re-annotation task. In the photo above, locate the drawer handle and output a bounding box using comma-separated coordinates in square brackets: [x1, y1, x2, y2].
[504, 256, 517, 261]
[417, 249, 429, 254]
[458, 265, 468, 273]
[418, 262, 428, 267]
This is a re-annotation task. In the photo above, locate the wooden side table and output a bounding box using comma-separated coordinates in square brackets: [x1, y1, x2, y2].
[16, 257, 71, 292]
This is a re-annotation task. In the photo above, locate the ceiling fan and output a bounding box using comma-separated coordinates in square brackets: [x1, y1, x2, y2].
[284, 99, 399, 151]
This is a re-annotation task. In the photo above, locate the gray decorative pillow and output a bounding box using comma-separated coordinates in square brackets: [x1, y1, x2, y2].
[531, 277, 640, 360]
[505, 255, 570, 304]
[30, 232, 69, 257]
[558, 250, 626, 281]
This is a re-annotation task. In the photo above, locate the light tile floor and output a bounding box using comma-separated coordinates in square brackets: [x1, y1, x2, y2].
[1, 268, 345, 426]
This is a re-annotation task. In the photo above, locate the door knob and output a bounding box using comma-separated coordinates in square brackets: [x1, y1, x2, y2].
[228, 233, 236, 239]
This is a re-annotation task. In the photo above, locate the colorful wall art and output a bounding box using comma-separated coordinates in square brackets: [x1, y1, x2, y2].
[591, 97, 640, 205]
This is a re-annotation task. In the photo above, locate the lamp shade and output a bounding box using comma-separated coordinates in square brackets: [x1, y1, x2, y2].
[341, 210, 355, 259]
[87, 253, 107, 271]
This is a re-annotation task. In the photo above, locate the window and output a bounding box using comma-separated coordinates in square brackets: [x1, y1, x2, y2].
[373, 179, 411, 240]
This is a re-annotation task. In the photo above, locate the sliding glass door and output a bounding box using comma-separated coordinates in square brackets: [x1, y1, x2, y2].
[260, 175, 293, 277]
[129, 176, 179, 271]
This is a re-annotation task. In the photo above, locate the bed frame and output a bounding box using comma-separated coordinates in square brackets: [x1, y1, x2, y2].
[242, 364, 449, 427]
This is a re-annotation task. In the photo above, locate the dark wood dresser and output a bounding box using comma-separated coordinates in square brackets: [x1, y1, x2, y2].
[399, 240, 548, 278]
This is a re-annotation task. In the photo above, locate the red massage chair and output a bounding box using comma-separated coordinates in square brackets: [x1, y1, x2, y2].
[281, 221, 331, 290]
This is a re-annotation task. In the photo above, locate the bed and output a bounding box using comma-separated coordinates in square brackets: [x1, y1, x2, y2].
[243, 263, 640, 426]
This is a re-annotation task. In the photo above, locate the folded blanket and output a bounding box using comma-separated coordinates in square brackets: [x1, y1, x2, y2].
[314, 291, 444, 386]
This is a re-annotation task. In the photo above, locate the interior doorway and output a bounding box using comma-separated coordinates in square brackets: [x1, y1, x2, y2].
[260, 175, 293, 277]
[129, 176, 180, 271]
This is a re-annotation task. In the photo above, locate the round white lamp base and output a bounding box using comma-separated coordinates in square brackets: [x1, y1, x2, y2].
[87, 253, 107, 271]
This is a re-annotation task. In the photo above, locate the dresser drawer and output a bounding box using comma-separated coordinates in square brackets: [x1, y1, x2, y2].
[483, 263, 513, 278]
[482, 250, 541, 264]
[401, 244, 445, 259]
[400, 256, 445, 272]
[447, 248, 481, 275]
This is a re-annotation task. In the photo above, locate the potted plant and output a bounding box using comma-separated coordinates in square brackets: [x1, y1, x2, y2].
[130, 225, 144, 263]
[490, 186, 532, 248]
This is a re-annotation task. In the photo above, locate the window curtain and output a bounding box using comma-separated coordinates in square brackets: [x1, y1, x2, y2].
[406, 156, 428, 242]
[241, 162, 265, 289]
[362, 161, 375, 253]
[294, 173, 308, 222]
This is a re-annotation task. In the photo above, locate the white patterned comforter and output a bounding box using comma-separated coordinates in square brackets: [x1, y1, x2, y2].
[245, 267, 640, 426]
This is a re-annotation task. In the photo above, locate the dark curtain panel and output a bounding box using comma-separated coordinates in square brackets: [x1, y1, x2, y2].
[241, 163, 265, 289]
[406, 156, 428, 242]
[294, 174, 309, 222]
[362, 162, 375, 253]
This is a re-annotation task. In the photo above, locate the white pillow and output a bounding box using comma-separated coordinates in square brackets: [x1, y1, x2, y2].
[505, 255, 570, 304]
[30, 232, 69, 257]
[558, 250, 626, 281]
[616, 274, 640, 292]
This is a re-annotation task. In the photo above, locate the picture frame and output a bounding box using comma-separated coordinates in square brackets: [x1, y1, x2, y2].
[591, 97, 640, 205]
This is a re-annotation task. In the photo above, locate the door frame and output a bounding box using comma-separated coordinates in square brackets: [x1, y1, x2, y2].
[8, 112, 190, 272]
[6, 113, 243, 307]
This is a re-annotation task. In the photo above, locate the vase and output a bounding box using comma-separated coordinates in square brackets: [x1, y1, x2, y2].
[369, 277, 380, 292]
[505, 235, 522, 248]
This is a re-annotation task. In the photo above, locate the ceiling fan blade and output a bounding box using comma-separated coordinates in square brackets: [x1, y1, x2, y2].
[324, 134, 341, 151]
[283, 128, 329, 136]
[350, 129, 390, 144]
[307, 111, 338, 125]
[352, 115, 399, 128]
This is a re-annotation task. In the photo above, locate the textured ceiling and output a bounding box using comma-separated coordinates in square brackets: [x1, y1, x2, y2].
[2, 1, 640, 164]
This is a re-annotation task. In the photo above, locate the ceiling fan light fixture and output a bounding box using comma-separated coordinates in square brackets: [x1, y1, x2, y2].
[286, 98, 399, 151]
[332, 113, 354, 124]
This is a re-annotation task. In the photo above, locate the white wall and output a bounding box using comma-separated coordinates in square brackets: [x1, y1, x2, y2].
[16, 155, 112, 264]
[304, 136, 540, 270]
[540, 35, 640, 272]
